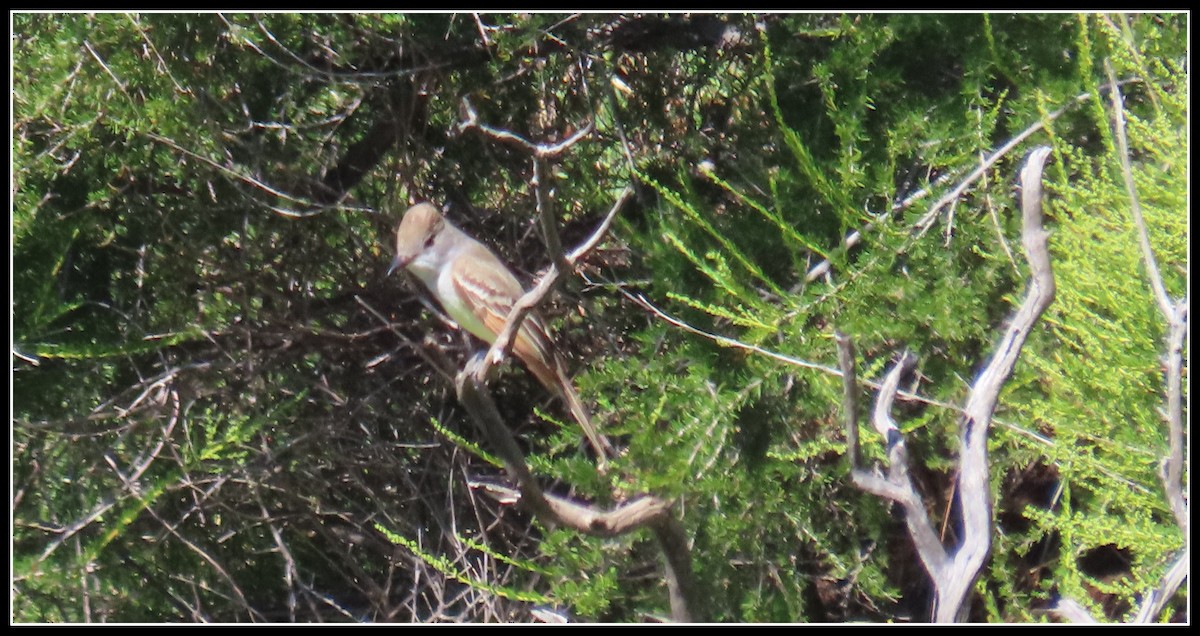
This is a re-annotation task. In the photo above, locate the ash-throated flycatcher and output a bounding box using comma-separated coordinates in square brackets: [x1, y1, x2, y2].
[389, 202, 613, 463]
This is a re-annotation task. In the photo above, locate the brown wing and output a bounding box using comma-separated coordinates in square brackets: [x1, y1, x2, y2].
[449, 245, 614, 464]
[448, 245, 560, 389]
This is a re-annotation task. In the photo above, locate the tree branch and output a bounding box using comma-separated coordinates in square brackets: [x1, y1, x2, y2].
[457, 97, 594, 160]
[806, 82, 1138, 284]
[456, 337, 705, 622]
[1104, 61, 1174, 319]
[1105, 59, 1188, 624]
[838, 338, 950, 580]
[1133, 547, 1189, 623]
[1104, 61, 1189, 538]
[841, 146, 1056, 622]
[933, 145, 1056, 622]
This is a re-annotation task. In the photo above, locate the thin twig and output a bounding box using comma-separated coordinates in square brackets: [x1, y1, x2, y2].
[82, 39, 127, 91]
[458, 97, 594, 159]
[142, 131, 346, 218]
[105, 460, 267, 622]
[1104, 61, 1174, 319]
[623, 289, 843, 377]
[1105, 59, 1189, 623]
[806, 83, 1136, 284]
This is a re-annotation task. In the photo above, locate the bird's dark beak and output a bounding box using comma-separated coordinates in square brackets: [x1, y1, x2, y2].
[387, 253, 408, 277]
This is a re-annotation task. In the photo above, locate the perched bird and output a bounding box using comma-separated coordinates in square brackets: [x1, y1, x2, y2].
[389, 202, 613, 463]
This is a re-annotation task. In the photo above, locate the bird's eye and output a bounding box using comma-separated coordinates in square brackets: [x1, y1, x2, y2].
[424, 234, 436, 248]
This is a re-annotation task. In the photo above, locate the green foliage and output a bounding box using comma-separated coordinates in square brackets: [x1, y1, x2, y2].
[377, 525, 553, 605]
[13, 12, 1186, 624]
[997, 14, 1188, 621]
[608, 11, 1185, 622]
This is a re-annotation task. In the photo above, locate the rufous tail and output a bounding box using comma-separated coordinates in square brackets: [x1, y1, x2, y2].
[555, 363, 615, 467]
[527, 353, 614, 467]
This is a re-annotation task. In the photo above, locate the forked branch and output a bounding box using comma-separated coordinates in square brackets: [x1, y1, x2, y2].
[843, 146, 1056, 622]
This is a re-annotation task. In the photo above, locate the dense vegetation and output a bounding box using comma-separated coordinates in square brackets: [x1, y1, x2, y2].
[13, 12, 1187, 623]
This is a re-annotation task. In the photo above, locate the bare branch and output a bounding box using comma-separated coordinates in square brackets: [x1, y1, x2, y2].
[468, 479, 673, 537]
[105, 462, 266, 622]
[870, 352, 910, 443]
[355, 295, 458, 387]
[841, 147, 1056, 623]
[1103, 60, 1188, 625]
[1104, 61, 1175, 319]
[1104, 61, 1189, 539]
[532, 157, 566, 271]
[932, 145, 1056, 622]
[840, 345, 949, 580]
[624, 289, 843, 378]
[652, 516, 707, 623]
[915, 86, 1124, 238]
[806, 169, 957, 283]
[452, 97, 624, 384]
[835, 333, 861, 470]
[1133, 547, 1189, 623]
[456, 358, 705, 622]
[806, 82, 1138, 284]
[1161, 304, 1189, 533]
[142, 131, 354, 218]
[457, 97, 594, 159]
[82, 39, 128, 92]
[627, 289, 1044, 431]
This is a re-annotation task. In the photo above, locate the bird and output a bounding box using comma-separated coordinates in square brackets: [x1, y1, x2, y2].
[388, 202, 613, 464]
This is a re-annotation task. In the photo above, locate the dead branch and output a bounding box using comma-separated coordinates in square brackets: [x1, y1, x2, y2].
[1105, 60, 1189, 622]
[1133, 547, 1189, 623]
[1105, 62, 1175, 320]
[456, 354, 705, 622]
[935, 145, 1055, 622]
[457, 97, 594, 160]
[837, 337, 950, 582]
[843, 146, 1056, 622]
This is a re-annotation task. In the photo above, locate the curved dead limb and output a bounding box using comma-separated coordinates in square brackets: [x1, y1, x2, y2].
[842, 146, 1056, 622]
[838, 341, 949, 580]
